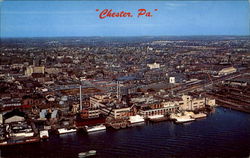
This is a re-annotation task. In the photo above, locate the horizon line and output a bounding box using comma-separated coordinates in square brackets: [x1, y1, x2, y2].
[1, 35, 250, 39]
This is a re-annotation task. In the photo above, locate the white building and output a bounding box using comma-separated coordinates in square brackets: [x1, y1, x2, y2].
[25, 66, 45, 76]
[139, 100, 180, 118]
[147, 62, 160, 69]
[179, 95, 215, 111]
[169, 77, 176, 83]
[218, 66, 237, 76]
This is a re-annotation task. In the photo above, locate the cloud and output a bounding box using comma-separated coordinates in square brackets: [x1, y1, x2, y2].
[165, 3, 186, 7]
[164, 2, 196, 10]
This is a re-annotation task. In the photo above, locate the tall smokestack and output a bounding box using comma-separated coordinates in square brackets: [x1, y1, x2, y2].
[80, 85, 82, 111]
[117, 81, 119, 100]
[117, 81, 120, 101]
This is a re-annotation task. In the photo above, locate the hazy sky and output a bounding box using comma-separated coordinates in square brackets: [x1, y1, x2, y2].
[1, 1, 249, 37]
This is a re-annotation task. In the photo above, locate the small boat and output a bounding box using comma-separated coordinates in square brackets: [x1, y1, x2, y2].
[58, 128, 77, 135]
[191, 113, 207, 119]
[170, 111, 197, 124]
[175, 116, 195, 123]
[39, 130, 49, 139]
[128, 115, 145, 124]
[10, 131, 34, 137]
[88, 150, 96, 155]
[84, 124, 106, 133]
[0, 141, 7, 145]
[78, 150, 96, 157]
[78, 152, 87, 157]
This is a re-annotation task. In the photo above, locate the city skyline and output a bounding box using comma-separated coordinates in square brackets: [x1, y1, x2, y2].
[0, 1, 250, 155]
[1, 1, 249, 37]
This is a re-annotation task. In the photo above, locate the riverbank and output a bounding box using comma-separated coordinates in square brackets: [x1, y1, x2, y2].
[1, 107, 250, 158]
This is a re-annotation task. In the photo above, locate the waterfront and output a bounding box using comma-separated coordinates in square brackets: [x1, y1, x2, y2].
[1, 107, 250, 158]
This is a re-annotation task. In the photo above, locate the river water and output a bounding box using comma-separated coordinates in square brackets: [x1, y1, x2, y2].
[1, 107, 250, 158]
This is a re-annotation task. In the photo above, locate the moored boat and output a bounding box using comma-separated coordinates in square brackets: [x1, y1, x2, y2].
[191, 113, 207, 119]
[170, 113, 195, 124]
[58, 128, 77, 135]
[128, 115, 145, 124]
[0, 137, 40, 146]
[175, 117, 195, 123]
[39, 130, 49, 139]
[84, 124, 106, 133]
[10, 131, 34, 137]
